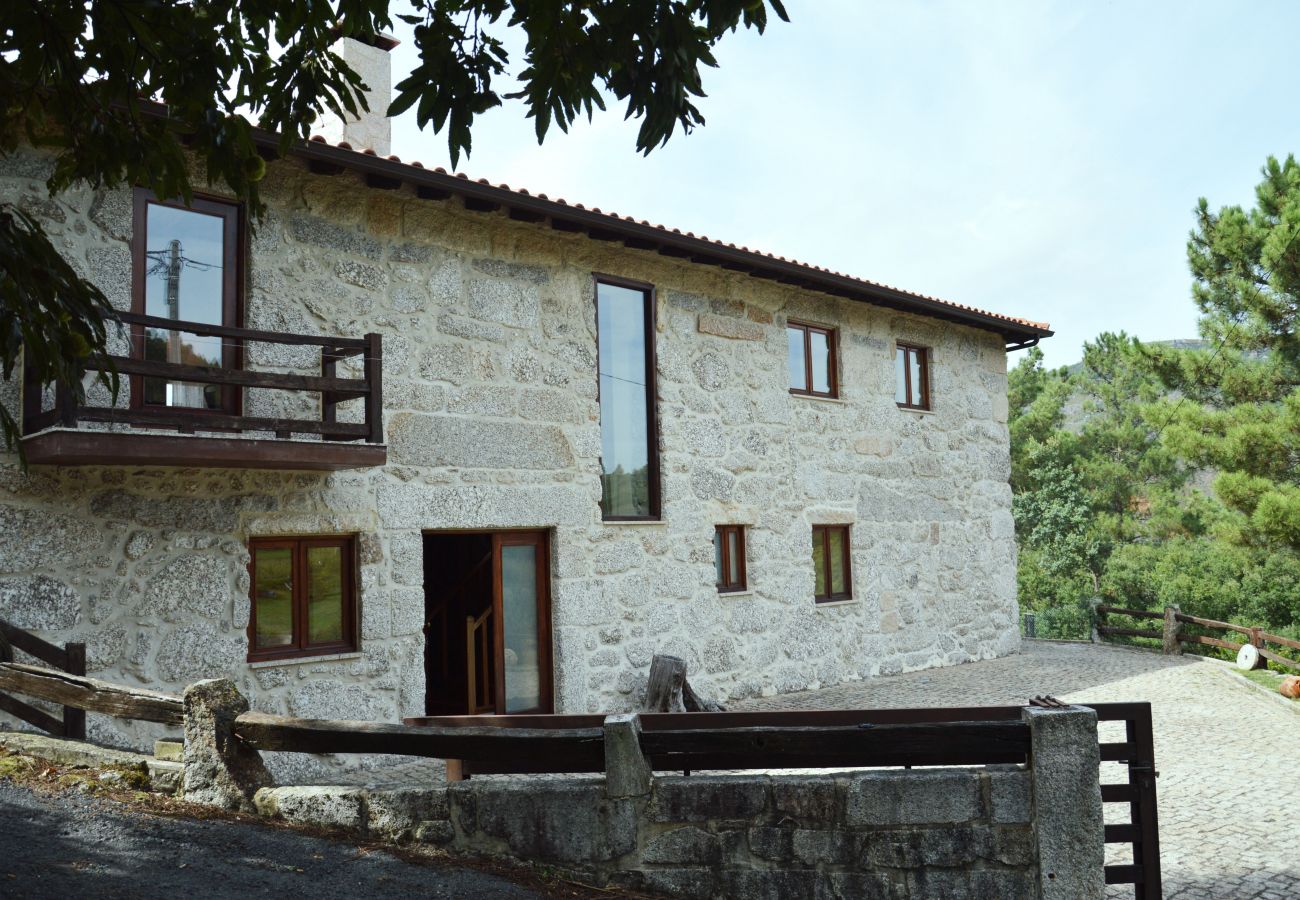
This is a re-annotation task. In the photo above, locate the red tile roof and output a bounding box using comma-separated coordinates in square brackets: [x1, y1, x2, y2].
[286, 134, 1051, 344]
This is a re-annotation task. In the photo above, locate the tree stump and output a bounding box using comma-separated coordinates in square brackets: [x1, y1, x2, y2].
[644, 654, 687, 713]
[643, 653, 726, 713]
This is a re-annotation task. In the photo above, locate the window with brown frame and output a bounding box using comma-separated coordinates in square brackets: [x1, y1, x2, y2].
[811, 525, 852, 603]
[595, 275, 661, 520]
[786, 320, 838, 398]
[247, 536, 357, 661]
[131, 189, 242, 414]
[714, 525, 748, 593]
[895, 343, 930, 410]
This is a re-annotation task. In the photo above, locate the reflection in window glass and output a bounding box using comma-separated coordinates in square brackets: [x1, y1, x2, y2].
[786, 326, 807, 391]
[598, 282, 655, 518]
[812, 531, 827, 598]
[143, 203, 228, 409]
[809, 329, 831, 394]
[306, 545, 344, 644]
[501, 544, 541, 713]
[828, 528, 846, 595]
[894, 348, 908, 404]
[253, 548, 294, 649]
[714, 531, 724, 583]
[727, 529, 741, 583]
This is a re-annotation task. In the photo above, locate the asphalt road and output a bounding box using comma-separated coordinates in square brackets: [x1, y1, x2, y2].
[0, 781, 543, 899]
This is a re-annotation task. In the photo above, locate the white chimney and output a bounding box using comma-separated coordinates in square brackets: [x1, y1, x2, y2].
[316, 34, 396, 156]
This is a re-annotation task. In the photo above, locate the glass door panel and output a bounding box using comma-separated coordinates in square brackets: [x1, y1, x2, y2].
[142, 201, 229, 408]
[498, 543, 540, 713]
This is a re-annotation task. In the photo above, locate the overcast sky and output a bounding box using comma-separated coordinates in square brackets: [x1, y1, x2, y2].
[386, 1, 1300, 367]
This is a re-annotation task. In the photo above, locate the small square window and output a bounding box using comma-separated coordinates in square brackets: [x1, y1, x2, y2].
[787, 321, 838, 398]
[812, 525, 852, 603]
[248, 536, 357, 661]
[895, 343, 930, 410]
[714, 525, 747, 593]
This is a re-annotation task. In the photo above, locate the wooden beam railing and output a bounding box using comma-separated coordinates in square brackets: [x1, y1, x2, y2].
[21, 311, 383, 444]
[0, 661, 183, 727]
[0, 624, 90, 739]
[1096, 604, 1300, 671]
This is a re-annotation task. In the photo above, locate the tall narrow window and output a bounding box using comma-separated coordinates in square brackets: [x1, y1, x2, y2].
[596, 277, 659, 519]
[895, 343, 930, 410]
[248, 536, 357, 661]
[132, 189, 241, 412]
[714, 525, 747, 593]
[787, 321, 837, 397]
[811, 525, 852, 603]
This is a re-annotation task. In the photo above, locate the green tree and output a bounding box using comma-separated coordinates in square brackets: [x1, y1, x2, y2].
[0, 0, 787, 455]
[1151, 156, 1300, 551]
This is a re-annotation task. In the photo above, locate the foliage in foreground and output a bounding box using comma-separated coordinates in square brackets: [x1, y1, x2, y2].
[0, 1, 787, 458]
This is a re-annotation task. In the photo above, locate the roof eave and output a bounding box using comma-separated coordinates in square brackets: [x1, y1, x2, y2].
[251, 131, 1053, 347]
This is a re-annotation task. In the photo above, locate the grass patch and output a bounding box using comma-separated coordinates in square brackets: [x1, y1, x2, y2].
[1235, 667, 1295, 698]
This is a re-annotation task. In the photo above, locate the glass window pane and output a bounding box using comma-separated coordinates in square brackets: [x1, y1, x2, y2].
[812, 529, 826, 598]
[714, 530, 724, 585]
[727, 529, 741, 584]
[829, 528, 847, 595]
[910, 350, 924, 407]
[143, 203, 227, 409]
[254, 548, 294, 649]
[501, 544, 541, 713]
[810, 330, 831, 394]
[895, 347, 908, 404]
[306, 545, 344, 645]
[786, 327, 808, 391]
[598, 283, 653, 517]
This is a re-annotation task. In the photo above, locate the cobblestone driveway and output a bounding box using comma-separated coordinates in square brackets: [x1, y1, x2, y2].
[742, 640, 1299, 900]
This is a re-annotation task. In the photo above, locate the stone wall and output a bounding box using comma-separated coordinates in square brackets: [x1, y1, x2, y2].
[253, 706, 1106, 899]
[0, 144, 1019, 775]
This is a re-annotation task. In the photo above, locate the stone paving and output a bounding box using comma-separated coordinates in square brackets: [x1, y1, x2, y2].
[741, 641, 1300, 900]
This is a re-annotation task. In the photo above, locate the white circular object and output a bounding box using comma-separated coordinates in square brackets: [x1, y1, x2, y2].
[1236, 644, 1260, 670]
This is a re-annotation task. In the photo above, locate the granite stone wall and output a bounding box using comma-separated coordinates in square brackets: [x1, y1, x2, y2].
[0, 145, 1019, 777]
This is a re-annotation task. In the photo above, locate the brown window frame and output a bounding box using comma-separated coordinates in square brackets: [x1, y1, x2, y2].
[715, 525, 748, 593]
[895, 342, 931, 411]
[812, 524, 853, 604]
[787, 320, 839, 398]
[130, 188, 244, 417]
[247, 535, 358, 662]
[593, 273, 662, 521]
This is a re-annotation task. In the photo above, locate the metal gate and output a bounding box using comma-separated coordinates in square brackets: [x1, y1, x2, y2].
[1034, 698, 1162, 898]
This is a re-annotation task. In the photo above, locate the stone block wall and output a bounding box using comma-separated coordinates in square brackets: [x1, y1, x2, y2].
[1, 144, 1020, 777]
[445, 769, 1039, 899]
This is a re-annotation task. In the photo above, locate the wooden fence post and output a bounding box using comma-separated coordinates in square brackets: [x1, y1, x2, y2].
[1161, 606, 1182, 656]
[1248, 628, 1267, 669]
[63, 642, 87, 739]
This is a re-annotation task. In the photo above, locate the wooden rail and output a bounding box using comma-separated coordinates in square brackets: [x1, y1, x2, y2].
[0, 623, 87, 739]
[1096, 604, 1300, 672]
[22, 311, 382, 444]
[0, 661, 183, 726]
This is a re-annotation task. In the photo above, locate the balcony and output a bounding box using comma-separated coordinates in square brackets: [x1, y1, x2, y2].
[21, 312, 386, 471]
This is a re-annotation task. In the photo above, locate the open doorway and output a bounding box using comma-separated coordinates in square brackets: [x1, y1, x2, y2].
[422, 530, 553, 716]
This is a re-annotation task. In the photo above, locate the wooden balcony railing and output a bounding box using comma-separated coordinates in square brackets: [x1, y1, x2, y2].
[20, 312, 385, 470]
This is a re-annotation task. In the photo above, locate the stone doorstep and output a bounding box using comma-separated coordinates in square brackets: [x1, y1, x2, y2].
[0, 729, 182, 794]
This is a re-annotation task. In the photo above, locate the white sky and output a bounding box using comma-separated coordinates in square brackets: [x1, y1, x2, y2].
[385, 0, 1300, 366]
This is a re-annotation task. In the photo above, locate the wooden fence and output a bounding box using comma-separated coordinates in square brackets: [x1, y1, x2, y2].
[1096, 604, 1300, 671]
[0, 659, 1162, 898]
[0, 622, 87, 739]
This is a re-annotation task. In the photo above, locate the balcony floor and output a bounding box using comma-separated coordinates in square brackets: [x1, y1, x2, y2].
[21, 429, 386, 471]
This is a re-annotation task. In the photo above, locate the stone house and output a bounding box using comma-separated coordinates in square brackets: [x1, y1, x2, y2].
[0, 38, 1050, 775]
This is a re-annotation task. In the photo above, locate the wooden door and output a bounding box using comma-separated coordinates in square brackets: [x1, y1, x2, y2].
[491, 531, 553, 714]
